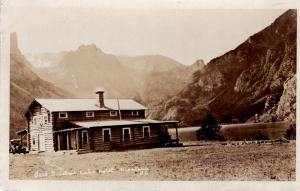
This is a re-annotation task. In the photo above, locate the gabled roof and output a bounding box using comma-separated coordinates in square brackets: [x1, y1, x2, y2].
[16, 129, 28, 135]
[104, 99, 147, 110]
[34, 98, 147, 112]
[68, 119, 178, 129]
[134, 119, 178, 124]
[71, 120, 146, 128]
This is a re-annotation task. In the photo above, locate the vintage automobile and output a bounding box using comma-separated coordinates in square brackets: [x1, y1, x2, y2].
[9, 139, 28, 154]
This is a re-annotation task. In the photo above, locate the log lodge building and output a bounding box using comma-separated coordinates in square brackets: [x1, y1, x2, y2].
[23, 90, 178, 153]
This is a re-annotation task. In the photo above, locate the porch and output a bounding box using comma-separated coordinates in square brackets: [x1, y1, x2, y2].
[54, 119, 180, 153]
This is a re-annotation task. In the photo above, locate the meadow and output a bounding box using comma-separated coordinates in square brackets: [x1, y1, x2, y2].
[10, 141, 295, 181]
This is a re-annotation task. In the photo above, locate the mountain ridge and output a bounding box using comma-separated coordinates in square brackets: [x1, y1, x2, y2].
[149, 9, 296, 125]
[10, 32, 73, 138]
[25, 44, 205, 102]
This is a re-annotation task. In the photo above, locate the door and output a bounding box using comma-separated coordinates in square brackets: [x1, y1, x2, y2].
[38, 134, 46, 152]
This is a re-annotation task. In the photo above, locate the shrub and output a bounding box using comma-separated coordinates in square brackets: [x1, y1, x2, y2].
[197, 113, 225, 141]
[284, 124, 296, 140]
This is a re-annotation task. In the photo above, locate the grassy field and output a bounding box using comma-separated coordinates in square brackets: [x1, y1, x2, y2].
[10, 141, 295, 181]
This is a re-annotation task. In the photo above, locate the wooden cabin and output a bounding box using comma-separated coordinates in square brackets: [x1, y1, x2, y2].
[24, 90, 178, 153]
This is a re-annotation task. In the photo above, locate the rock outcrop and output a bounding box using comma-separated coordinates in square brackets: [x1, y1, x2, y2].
[276, 75, 296, 121]
[10, 33, 72, 138]
[152, 10, 296, 125]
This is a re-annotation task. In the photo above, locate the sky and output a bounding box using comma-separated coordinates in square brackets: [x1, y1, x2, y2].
[2, 1, 287, 65]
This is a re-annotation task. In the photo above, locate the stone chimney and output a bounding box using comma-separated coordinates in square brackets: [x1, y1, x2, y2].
[95, 88, 105, 108]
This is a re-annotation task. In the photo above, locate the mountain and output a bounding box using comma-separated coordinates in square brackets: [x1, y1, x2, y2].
[28, 45, 205, 105]
[25, 51, 68, 68]
[117, 54, 185, 73]
[10, 32, 72, 138]
[151, 10, 296, 125]
[36, 44, 143, 98]
[118, 55, 205, 103]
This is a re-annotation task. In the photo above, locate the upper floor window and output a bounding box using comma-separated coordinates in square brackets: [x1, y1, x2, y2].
[86, 111, 95, 117]
[143, 126, 150, 138]
[32, 117, 37, 125]
[102, 128, 111, 142]
[110, 111, 118, 116]
[131, 111, 139, 116]
[59, 112, 68, 119]
[43, 115, 48, 124]
[122, 127, 131, 140]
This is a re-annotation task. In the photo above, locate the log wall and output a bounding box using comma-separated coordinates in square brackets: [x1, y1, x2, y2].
[52, 110, 145, 130]
[91, 124, 161, 151]
[28, 102, 54, 151]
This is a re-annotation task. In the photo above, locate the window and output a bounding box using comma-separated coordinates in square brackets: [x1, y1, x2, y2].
[143, 126, 150, 138]
[48, 112, 51, 123]
[86, 111, 95, 117]
[82, 130, 88, 144]
[110, 111, 118, 116]
[33, 117, 37, 125]
[32, 135, 35, 145]
[102, 128, 111, 142]
[123, 127, 131, 140]
[131, 111, 139, 115]
[59, 112, 68, 118]
[44, 115, 48, 124]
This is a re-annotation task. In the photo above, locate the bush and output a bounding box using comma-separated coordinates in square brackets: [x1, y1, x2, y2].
[197, 113, 225, 141]
[285, 124, 296, 140]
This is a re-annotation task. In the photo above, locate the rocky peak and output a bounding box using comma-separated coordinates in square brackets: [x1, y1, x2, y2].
[77, 43, 103, 53]
[10, 32, 21, 55]
[190, 59, 205, 71]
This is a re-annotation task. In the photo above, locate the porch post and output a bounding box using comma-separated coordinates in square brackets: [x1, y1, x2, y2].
[175, 123, 179, 144]
[26, 132, 29, 151]
[76, 130, 80, 151]
[27, 120, 30, 151]
[120, 127, 123, 149]
[87, 130, 91, 150]
[66, 132, 70, 150]
[20, 134, 23, 147]
[57, 134, 60, 151]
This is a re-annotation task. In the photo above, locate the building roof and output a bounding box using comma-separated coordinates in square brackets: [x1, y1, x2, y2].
[70, 119, 178, 128]
[71, 120, 147, 128]
[134, 119, 178, 124]
[34, 98, 147, 112]
[16, 129, 28, 135]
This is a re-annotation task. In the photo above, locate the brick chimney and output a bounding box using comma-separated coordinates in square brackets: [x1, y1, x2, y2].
[95, 88, 105, 108]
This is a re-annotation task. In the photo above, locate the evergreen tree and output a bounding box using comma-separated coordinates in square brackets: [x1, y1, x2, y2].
[197, 113, 224, 141]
